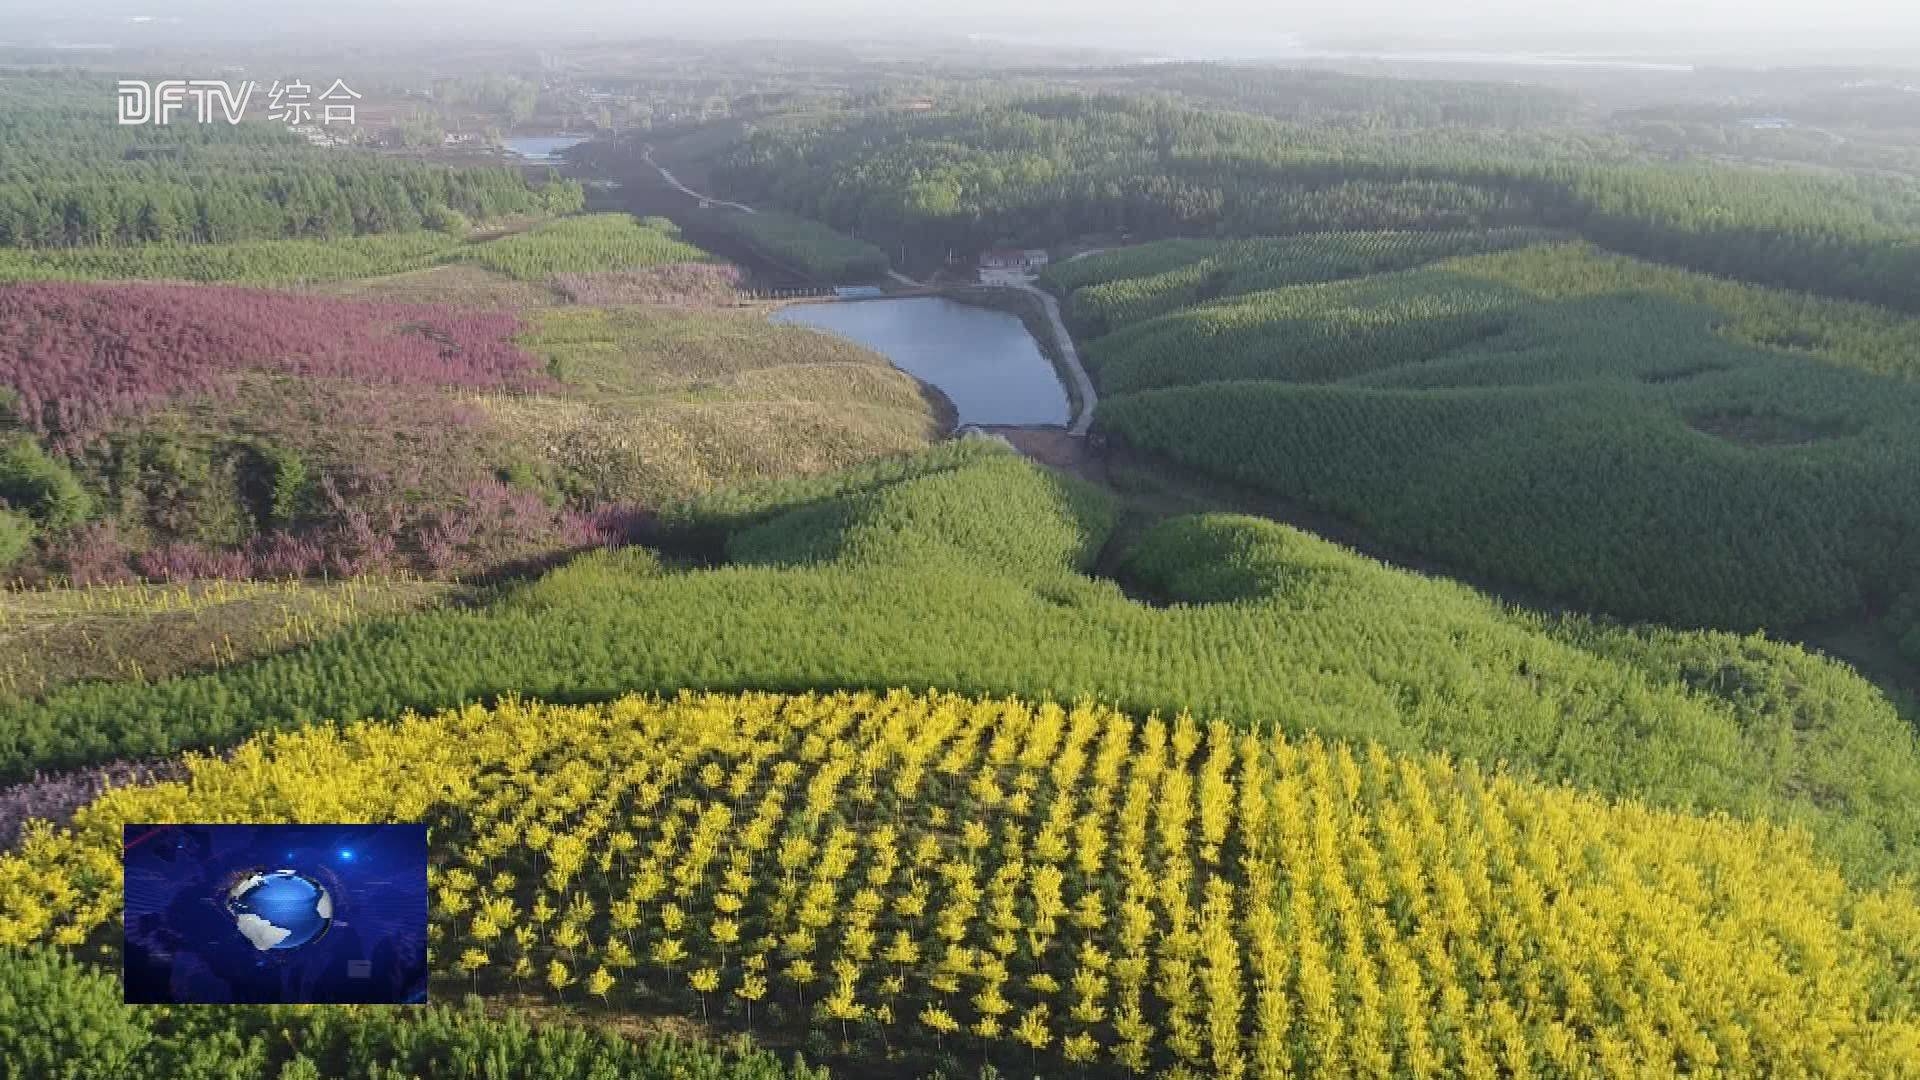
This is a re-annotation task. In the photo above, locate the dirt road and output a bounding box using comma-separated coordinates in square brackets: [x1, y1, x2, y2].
[640, 147, 757, 213]
[1009, 280, 1097, 437]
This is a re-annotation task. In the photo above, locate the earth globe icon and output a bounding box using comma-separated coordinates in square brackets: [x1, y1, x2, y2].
[224, 869, 333, 951]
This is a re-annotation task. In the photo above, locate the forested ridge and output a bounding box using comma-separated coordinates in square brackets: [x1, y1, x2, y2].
[1038, 62, 1587, 128]
[0, 73, 581, 247]
[711, 96, 1920, 309]
[3, 443, 1915, 883]
[1072, 237, 1920, 631]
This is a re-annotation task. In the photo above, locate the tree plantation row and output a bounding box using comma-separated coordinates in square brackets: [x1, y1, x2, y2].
[1065, 237, 1920, 633]
[0, 212, 703, 285]
[692, 209, 892, 284]
[3, 446, 1914, 883]
[5, 692, 1916, 1076]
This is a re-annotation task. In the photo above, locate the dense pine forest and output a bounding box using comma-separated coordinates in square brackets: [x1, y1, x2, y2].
[0, 75, 581, 247]
[711, 95, 1920, 309]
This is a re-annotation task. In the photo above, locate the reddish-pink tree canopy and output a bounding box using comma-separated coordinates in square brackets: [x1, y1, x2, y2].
[0, 283, 548, 447]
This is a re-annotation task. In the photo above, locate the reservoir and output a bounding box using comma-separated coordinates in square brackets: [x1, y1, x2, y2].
[503, 136, 590, 163]
[771, 297, 1071, 428]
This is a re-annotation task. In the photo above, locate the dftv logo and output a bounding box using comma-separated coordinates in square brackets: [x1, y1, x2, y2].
[117, 80, 254, 125]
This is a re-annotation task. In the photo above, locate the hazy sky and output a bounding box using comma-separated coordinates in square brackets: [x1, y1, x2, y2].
[675, 0, 1916, 30]
[7, 0, 1919, 54]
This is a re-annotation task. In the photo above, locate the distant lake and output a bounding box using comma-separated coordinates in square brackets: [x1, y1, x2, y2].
[502, 136, 590, 163]
[772, 298, 1071, 428]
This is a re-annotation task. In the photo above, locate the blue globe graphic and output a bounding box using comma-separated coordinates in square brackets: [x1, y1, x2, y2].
[225, 870, 333, 951]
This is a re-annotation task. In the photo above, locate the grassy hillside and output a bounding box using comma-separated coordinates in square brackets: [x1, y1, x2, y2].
[442, 215, 712, 280]
[1086, 239, 1920, 630]
[1054, 229, 1556, 335]
[1041, 239, 1228, 295]
[6, 691, 1917, 1075]
[0, 218, 937, 585]
[502, 305, 942, 506]
[694, 210, 890, 283]
[0, 213, 705, 286]
[2, 443, 1914, 881]
[0, 231, 464, 285]
[0, 576, 448, 702]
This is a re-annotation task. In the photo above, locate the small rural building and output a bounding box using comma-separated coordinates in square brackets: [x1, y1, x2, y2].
[291, 125, 348, 149]
[834, 285, 884, 300]
[978, 248, 1050, 272]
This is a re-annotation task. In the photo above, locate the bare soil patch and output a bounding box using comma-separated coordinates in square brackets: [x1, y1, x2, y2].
[982, 427, 1106, 484]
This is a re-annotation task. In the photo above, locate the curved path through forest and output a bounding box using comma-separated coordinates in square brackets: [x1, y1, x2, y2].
[640, 147, 757, 213]
[637, 148, 1096, 435]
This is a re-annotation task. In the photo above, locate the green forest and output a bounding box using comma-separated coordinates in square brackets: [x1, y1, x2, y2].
[711, 96, 1920, 309]
[1076, 238, 1920, 630]
[3, 442, 1914, 883]
[0, 213, 705, 284]
[0, 74, 580, 247]
[5, 45, 1920, 1080]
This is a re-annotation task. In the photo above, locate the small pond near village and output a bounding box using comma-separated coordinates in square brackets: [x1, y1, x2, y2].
[502, 136, 591, 163]
[770, 297, 1071, 428]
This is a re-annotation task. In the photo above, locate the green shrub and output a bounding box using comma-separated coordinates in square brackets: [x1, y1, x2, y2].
[1117, 512, 1362, 603]
[1064, 228, 1554, 334]
[505, 545, 664, 611]
[0, 436, 92, 529]
[0, 232, 459, 285]
[112, 434, 249, 547]
[241, 442, 311, 529]
[0, 946, 151, 1079]
[0, 507, 35, 568]
[422, 204, 471, 236]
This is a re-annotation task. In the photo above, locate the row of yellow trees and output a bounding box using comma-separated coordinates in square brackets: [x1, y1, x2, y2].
[4, 691, 1917, 1076]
